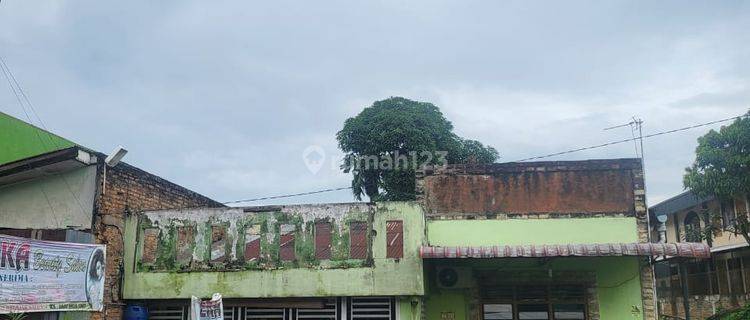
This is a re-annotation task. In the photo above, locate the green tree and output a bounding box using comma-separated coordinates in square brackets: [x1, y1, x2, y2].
[337, 97, 498, 201]
[683, 113, 750, 244]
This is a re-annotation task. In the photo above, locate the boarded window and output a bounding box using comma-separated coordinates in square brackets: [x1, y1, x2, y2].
[210, 226, 226, 262]
[176, 226, 194, 264]
[280, 224, 296, 261]
[244, 225, 261, 262]
[315, 222, 332, 260]
[141, 228, 160, 264]
[350, 222, 368, 259]
[386, 220, 403, 259]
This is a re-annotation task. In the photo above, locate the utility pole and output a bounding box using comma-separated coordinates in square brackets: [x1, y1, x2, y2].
[605, 117, 660, 320]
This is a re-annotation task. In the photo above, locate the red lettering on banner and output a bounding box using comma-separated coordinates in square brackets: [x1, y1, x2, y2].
[16, 243, 30, 270]
[1, 241, 16, 269]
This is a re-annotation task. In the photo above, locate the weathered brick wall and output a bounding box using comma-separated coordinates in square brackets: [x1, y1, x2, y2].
[91, 162, 222, 320]
[417, 159, 640, 217]
[659, 294, 749, 319]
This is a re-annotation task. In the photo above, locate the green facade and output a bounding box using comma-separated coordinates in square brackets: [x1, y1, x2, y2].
[122, 202, 426, 299]
[0, 111, 75, 165]
[122, 204, 647, 319]
[424, 217, 645, 320]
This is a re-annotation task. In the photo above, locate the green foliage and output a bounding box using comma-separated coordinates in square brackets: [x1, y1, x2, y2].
[337, 97, 499, 200]
[683, 112, 750, 244]
[684, 113, 750, 199]
[707, 303, 750, 320]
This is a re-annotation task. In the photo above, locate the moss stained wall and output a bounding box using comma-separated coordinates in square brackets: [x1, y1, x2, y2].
[122, 202, 425, 299]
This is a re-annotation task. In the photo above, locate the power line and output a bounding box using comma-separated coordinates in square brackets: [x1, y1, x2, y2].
[513, 114, 746, 162]
[222, 186, 353, 205]
[223, 113, 747, 205]
[0, 55, 89, 218]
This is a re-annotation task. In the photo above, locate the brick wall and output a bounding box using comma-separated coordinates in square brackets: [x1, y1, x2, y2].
[417, 159, 641, 217]
[659, 294, 749, 319]
[91, 162, 222, 320]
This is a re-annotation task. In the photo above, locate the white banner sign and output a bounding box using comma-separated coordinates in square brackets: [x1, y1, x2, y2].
[191, 293, 223, 320]
[0, 235, 106, 314]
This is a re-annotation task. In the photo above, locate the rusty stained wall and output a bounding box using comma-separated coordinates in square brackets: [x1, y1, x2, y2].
[122, 202, 425, 299]
[135, 203, 380, 272]
[419, 159, 641, 216]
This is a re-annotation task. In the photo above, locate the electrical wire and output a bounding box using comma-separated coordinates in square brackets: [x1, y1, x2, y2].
[222, 186, 353, 204]
[513, 114, 746, 162]
[0, 55, 89, 218]
[223, 113, 747, 205]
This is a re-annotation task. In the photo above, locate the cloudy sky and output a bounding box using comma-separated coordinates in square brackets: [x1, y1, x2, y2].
[1, 1, 748, 206]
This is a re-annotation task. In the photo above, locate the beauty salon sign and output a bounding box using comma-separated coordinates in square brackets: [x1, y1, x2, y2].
[0, 235, 105, 314]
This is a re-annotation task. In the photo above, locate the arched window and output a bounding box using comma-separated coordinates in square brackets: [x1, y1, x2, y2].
[684, 211, 702, 242]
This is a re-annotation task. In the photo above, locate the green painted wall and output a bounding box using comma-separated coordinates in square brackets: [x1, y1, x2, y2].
[425, 257, 644, 320]
[427, 217, 639, 246]
[122, 202, 425, 299]
[0, 111, 75, 165]
[424, 217, 645, 320]
[398, 296, 423, 320]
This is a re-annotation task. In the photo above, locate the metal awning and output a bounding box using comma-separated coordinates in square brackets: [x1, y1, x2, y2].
[420, 243, 711, 259]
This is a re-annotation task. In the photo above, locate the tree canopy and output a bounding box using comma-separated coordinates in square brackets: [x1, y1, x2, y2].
[683, 112, 750, 244]
[337, 97, 498, 201]
[684, 113, 750, 199]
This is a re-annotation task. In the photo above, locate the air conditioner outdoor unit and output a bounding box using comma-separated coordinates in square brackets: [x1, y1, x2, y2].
[436, 267, 474, 289]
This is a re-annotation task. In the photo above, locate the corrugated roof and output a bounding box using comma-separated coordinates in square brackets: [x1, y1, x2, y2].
[649, 191, 711, 217]
[420, 242, 711, 259]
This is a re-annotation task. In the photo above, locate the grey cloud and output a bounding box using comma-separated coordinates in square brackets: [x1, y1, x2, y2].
[0, 0, 748, 205]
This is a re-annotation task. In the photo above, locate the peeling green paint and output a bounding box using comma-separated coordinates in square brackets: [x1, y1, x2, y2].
[123, 202, 425, 299]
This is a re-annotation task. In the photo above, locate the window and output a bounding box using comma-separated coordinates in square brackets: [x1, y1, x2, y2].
[141, 228, 160, 264]
[518, 304, 549, 320]
[482, 285, 587, 320]
[176, 226, 194, 265]
[349, 297, 395, 319]
[315, 222, 332, 260]
[349, 222, 368, 259]
[279, 224, 296, 261]
[684, 211, 702, 242]
[553, 304, 585, 320]
[483, 304, 513, 320]
[244, 225, 261, 262]
[149, 297, 395, 320]
[386, 220, 403, 259]
[211, 226, 227, 262]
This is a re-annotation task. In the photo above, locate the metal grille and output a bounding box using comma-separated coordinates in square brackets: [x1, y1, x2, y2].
[349, 297, 393, 319]
[297, 299, 337, 319]
[245, 308, 286, 319]
[149, 305, 187, 320]
[224, 306, 238, 320]
[147, 297, 395, 320]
